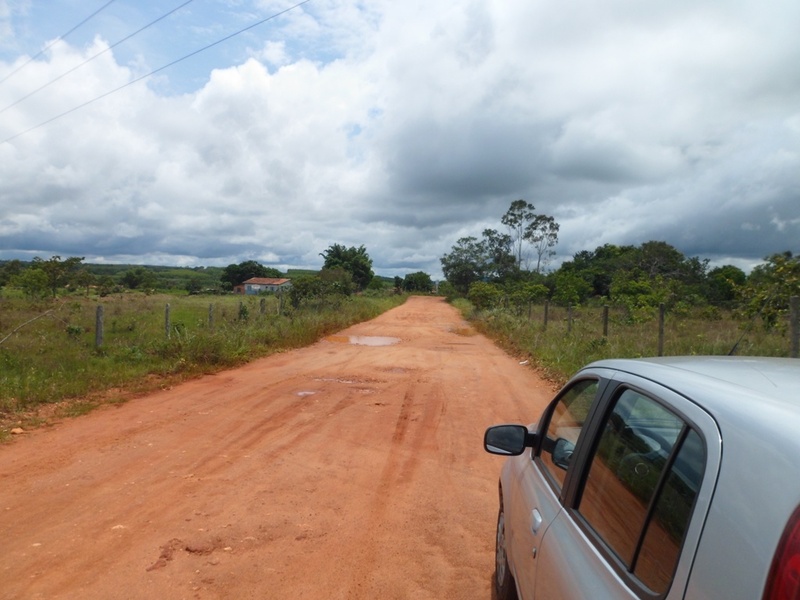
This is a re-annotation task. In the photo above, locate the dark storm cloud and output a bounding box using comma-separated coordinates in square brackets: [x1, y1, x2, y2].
[385, 116, 553, 198]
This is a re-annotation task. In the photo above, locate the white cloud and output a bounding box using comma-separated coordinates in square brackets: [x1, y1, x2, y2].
[0, 0, 798, 280]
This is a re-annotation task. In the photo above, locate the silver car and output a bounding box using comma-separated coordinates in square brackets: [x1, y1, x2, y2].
[484, 356, 800, 599]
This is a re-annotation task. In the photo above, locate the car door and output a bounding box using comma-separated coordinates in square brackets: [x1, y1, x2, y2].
[533, 374, 721, 599]
[506, 375, 604, 598]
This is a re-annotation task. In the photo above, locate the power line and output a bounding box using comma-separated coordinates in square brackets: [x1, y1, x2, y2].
[0, 0, 196, 116]
[0, 0, 118, 87]
[1, 0, 314, 145]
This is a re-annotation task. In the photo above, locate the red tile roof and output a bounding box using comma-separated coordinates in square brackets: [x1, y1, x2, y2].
[243, 277, 291, 285]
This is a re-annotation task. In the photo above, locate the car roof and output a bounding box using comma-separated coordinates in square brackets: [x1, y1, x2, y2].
[582, 356, 800, 426]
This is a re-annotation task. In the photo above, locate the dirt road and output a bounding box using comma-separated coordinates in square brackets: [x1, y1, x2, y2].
[0, 296, 554, 600]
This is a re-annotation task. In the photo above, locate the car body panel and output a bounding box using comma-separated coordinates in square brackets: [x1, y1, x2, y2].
[532, 371, 722, 599]
[487, 357, 800, 600]
[500, 370, 607, 598]
[598, 358, 800, 599]
[503, 453, 563, 595]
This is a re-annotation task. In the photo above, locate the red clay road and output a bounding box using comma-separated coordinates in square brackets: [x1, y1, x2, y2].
[0, 296, 554, 600]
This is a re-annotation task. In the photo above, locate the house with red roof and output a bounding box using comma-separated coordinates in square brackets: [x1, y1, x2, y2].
[234, 277, 292, 295]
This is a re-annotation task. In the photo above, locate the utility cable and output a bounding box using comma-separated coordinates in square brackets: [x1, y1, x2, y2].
[1, 0, 313, 145]
[0, 0, 118, 87]
[0, 0, 196, 116]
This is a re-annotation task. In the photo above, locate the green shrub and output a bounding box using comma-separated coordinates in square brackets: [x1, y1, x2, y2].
[468, 281, 501, 310]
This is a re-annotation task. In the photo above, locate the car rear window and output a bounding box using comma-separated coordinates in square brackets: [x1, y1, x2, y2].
[577, 389, 705, 595]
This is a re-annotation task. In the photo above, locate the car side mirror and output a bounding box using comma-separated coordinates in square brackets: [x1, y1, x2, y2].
[552, 438, 575, 470]
[484, 425, 536, 456]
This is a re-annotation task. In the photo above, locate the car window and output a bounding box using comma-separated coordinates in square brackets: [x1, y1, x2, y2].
[538, 378, 598, 490]
[577, 389, 705, 594]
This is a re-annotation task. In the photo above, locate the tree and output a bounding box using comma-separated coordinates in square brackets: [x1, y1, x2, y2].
[97, 275, 115, 297]
[609, 269, 688, 322]
[550, 271, 592, 306]
[318, 267, 355, 296]
[504, 280, 549, 313]
[287, 271, 354, 308]
[558, 244, 638, 298]
[440, 201, 560, 293]
[527, 215, 560, 273]
[437, 280, 458, 301]
[633, 242, 708, 305]
[121, 267, 157, 290]
[440, 236, 488, 295]
[0, 259, 25, 288]
[367, 278, 386, 292]
[10, 268, 49, 299]
[500, 200, 560, 272]
[220, 261, 277, 290]
[482, 229, 519, 281]
[403, 271, 434, 293]
[320, 244, 374, 291]
[738, 252, 800, 329]
[31, 256, 85, 298]
[635, 241, 687, 278]
[185, 277, 203, 294]
[73, 269, 95, 296]
[288, 275, 325, 308]
[707, 265, 746, 306]
[501, 200, 536, 269]
[553, 241, 712, 307]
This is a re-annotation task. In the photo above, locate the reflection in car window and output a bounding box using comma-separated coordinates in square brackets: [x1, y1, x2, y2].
[635, 428, 705, 591]
[578, 390, 705, 594]
[539, 379, 598, 490]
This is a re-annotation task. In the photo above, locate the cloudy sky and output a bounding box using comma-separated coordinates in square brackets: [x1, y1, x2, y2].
[1, 0, 798, 279]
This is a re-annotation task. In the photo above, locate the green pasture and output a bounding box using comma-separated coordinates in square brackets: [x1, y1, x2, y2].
[0, 291, 406, 425]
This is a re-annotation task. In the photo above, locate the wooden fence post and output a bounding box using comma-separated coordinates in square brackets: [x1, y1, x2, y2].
[279, 292, 284, 315]
[208, 304, 214, 330]
[658, 303, 665, 356]
[165, 303, 171, 339]
[528, 300, 532, 320]
[543, 301, 549, 330]
[260, 298, 266, 315]
[567, 305, 573, 333]
[791, 296, 799, 358]
[603, 305, 609, 337]
[95, 305, 104, 348]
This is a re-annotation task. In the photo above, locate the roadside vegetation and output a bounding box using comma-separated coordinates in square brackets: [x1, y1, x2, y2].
[452, 299, 793, 386]
[0, 249, 408, 438]
[439, 200, 800, 385]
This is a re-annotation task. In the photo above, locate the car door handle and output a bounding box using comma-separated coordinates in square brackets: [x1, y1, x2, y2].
[531, 508, 543, 535]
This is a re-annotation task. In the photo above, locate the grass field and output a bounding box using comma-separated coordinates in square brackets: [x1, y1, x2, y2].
[454, 299, 794, 385]
[0, 291, 406, 435]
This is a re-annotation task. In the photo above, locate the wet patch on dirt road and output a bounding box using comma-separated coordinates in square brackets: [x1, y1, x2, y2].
[324, 335, 401, 346]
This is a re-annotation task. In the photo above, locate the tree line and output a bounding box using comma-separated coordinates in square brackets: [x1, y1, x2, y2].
[439, 200, 799, 328]
[0, 243, 436, 306]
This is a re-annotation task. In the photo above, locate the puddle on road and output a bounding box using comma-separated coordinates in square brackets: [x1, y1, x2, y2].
[325, 335, 400, 347]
